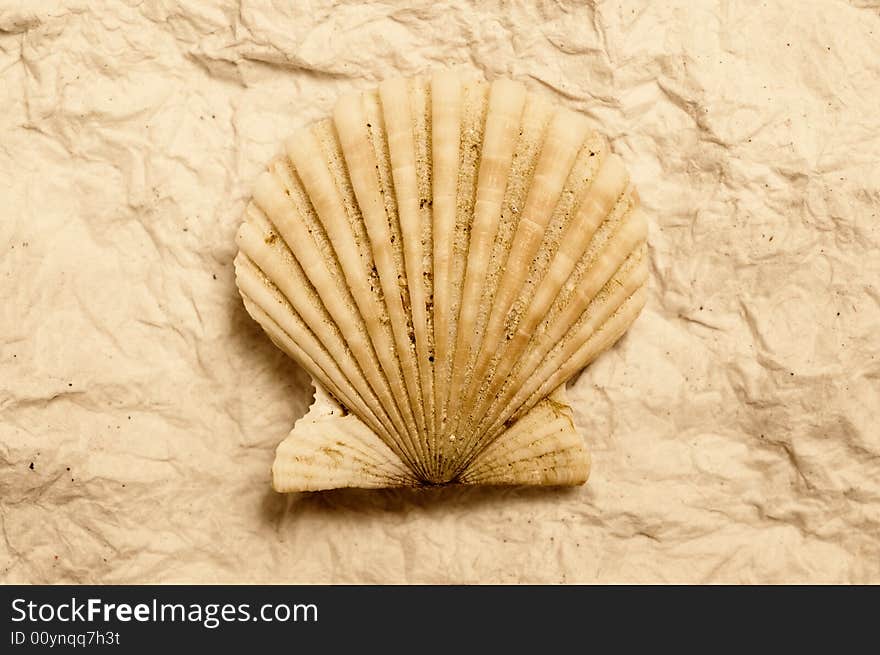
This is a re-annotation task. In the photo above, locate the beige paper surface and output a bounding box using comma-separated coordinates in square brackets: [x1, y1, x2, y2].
[2, 0, 878, 584]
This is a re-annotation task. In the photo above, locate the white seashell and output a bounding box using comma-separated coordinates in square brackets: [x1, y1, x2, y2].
[234, 71, 649, 491]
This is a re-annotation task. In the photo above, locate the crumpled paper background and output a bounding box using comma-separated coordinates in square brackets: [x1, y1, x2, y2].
[2, 0, 878, 584]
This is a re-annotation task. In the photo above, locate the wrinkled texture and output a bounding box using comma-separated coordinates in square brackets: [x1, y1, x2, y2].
[1, 0, 878, 584]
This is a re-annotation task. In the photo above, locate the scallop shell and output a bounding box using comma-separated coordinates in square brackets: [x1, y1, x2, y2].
[234, 71, 648, 491]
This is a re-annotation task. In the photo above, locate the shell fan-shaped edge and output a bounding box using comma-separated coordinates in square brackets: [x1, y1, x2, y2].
[234, 70, 649, 492]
